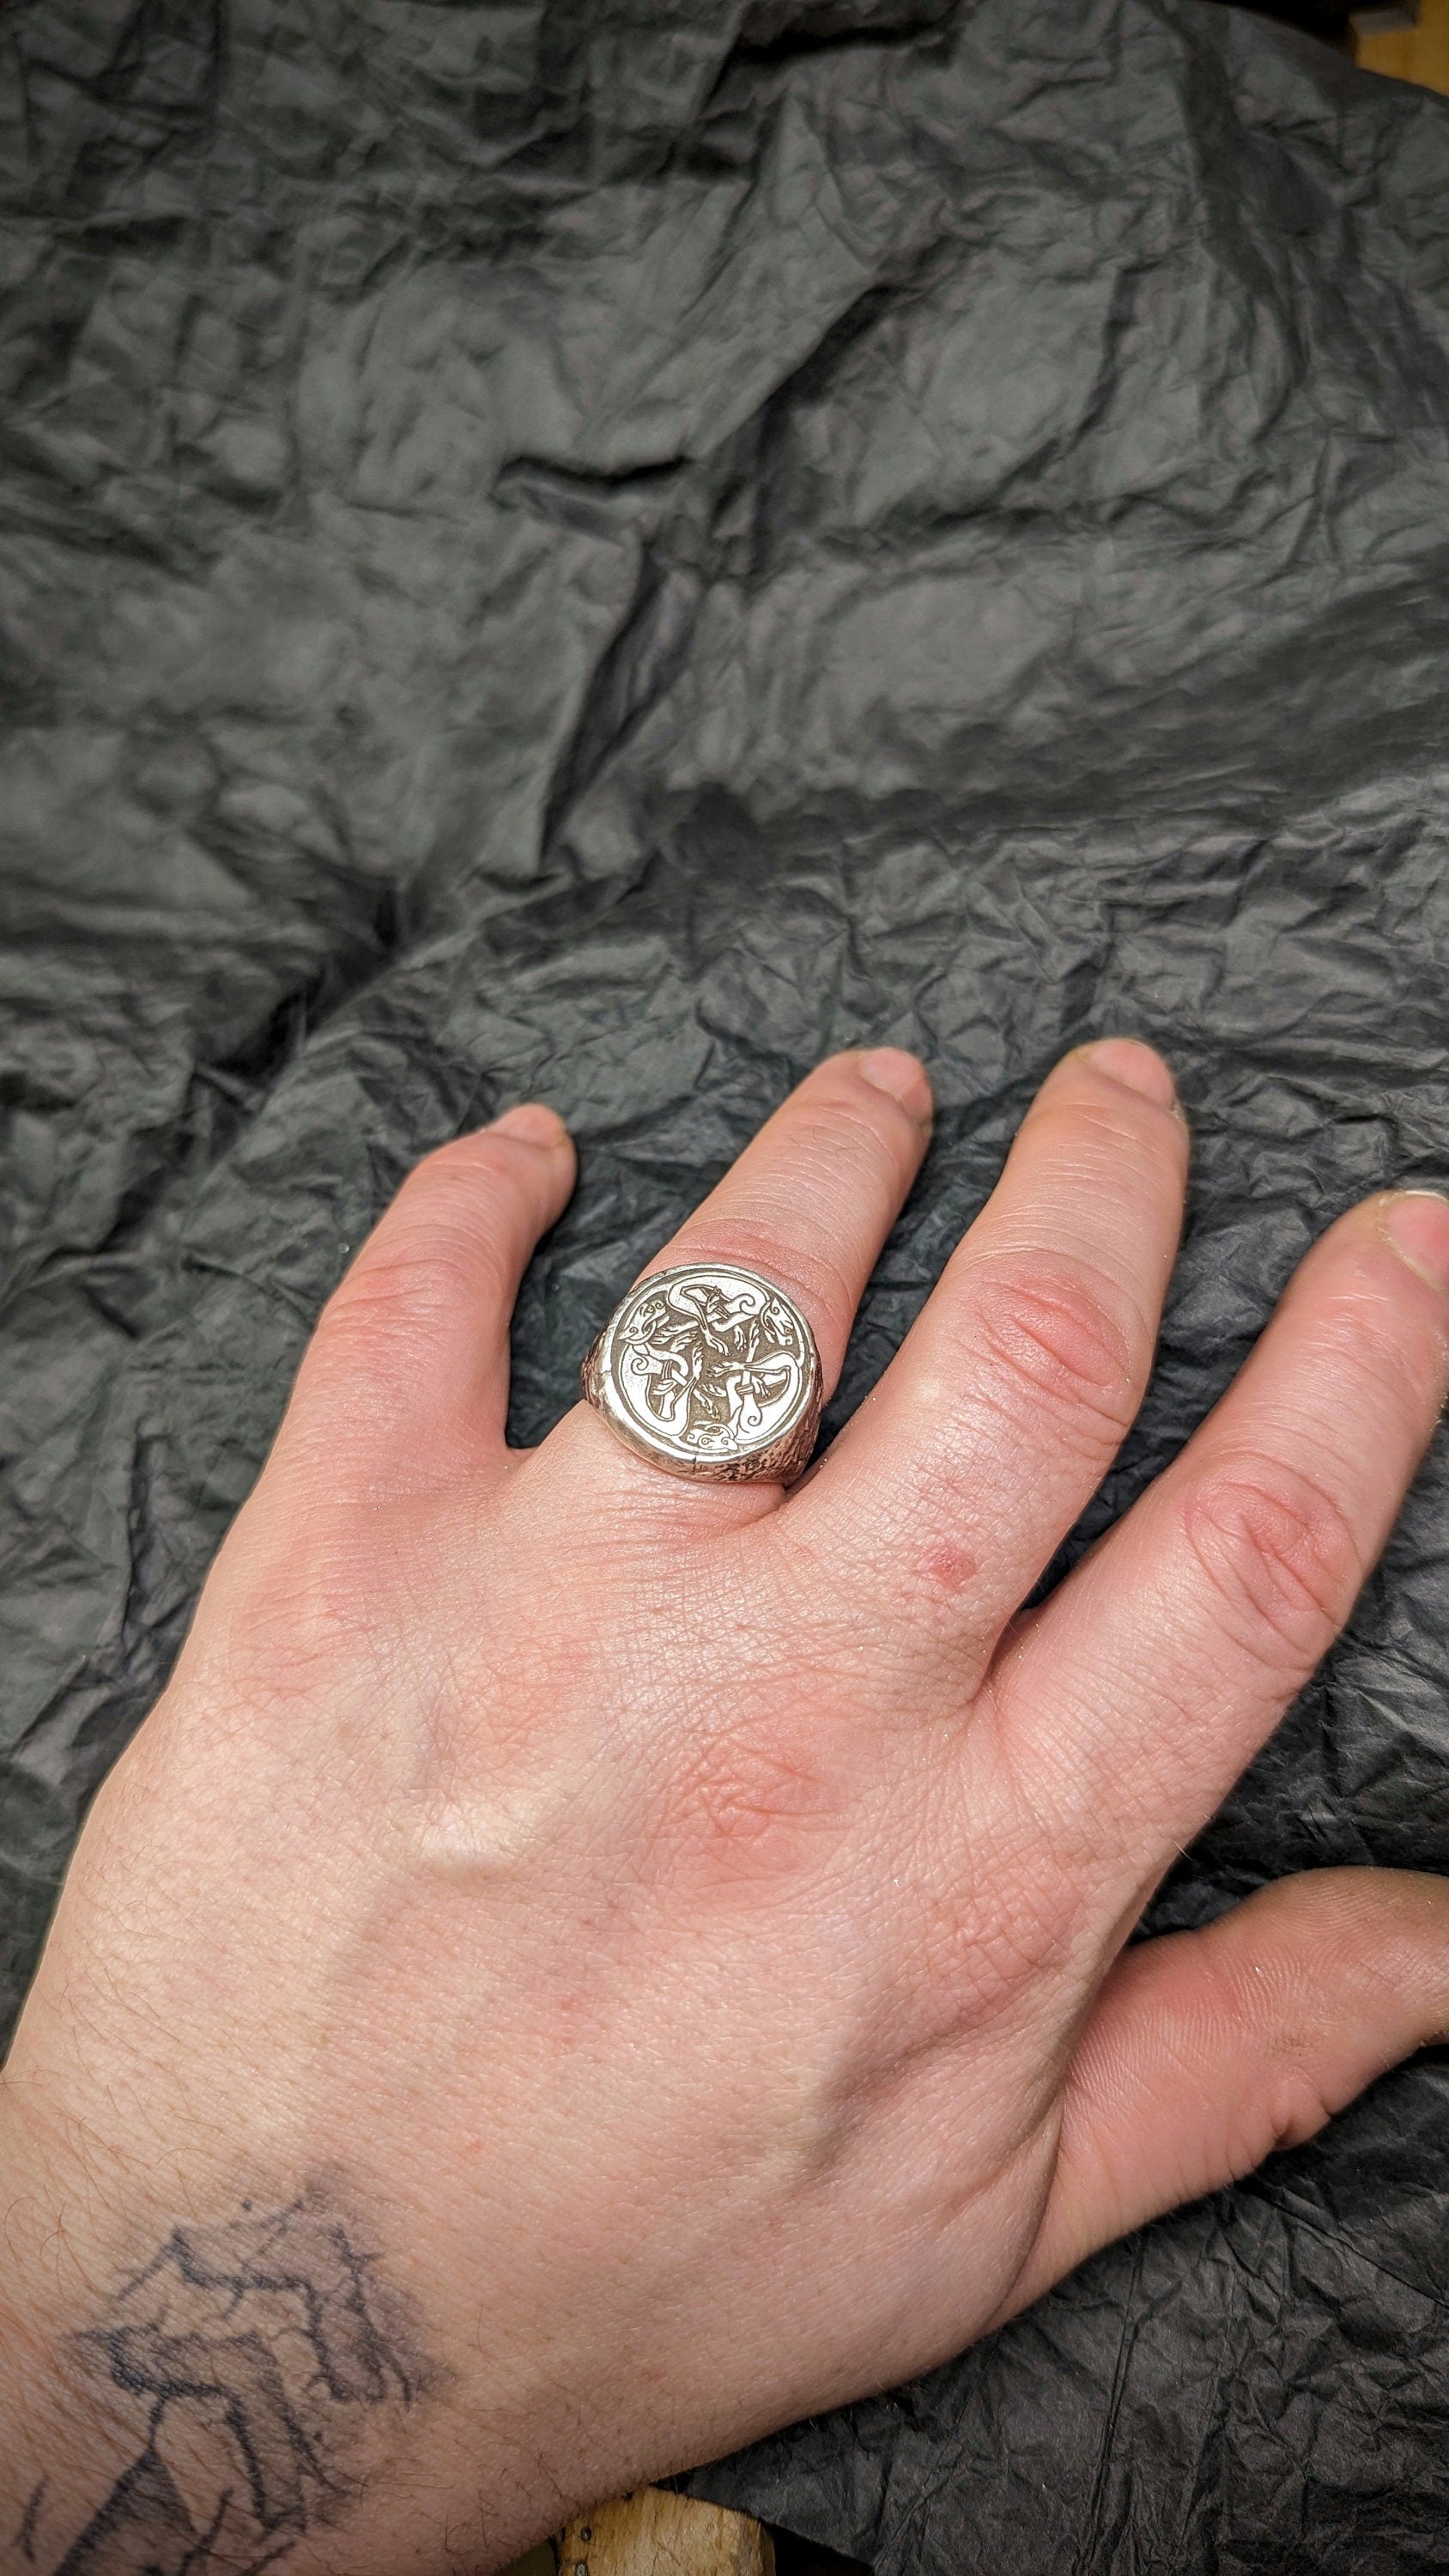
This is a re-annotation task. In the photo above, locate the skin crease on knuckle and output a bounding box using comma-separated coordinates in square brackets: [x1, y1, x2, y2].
[1296, 1256, 1448, 1433]
[302, 1136, 558, 1388]
[1019, 1079, 1185, 1205]
[776, 1095, 916, 1181]
[945, 1253, 1149, 1456]
[631, 1616, 893, 1912]
[1178, 1452, 1367, 1674]
[894, 1847, 1093, 2069]
[1185, 1932, 1347, 2178]
[925, 1720, 1111, 2017]
[315, 1240, 502, 1358]
[831, 1257, 1149, 1654]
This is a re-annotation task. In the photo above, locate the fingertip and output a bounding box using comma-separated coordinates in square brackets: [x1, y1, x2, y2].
[1296, 1192, 1449, 1375]
[854, 1047, 933, 1126]
[1072, 1037, 1179, 1113]
[488, 1101, 573, 1153]
[1378, 1189, 1449, 1298]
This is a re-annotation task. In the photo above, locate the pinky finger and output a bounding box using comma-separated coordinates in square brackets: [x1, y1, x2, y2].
[997, 1868, 1449, 2321]
[285, 1103, 576, 1479]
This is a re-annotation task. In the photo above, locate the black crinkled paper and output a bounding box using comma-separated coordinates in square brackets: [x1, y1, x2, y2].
[3, 0, 1449, 2565]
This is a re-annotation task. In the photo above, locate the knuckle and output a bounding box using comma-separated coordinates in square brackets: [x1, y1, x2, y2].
[660, 1717, 851, 1901]
[967, 1255, 1143, 1453]
[891, 1722, 1095, 2048]
[1308, 1279, 1436, 1430]
[691, 1212, 852, 1353]
[409, 1131, 544, 1229]
[1230, 2024, 1337, 2166]
[876, 1856, 1085, 2080]
[949, 1859, 1082, 2009]
[1181, 1454, 1363, 1674]
[311, 1139, 537, 1360]
[797, 1097, 910, 1176]
[1071, 1091, 1171, 1155]
[318, 1239, 482, 1347]
[1254, 2069, 1337, 2160]
[1025, 1086, 1179, 1188]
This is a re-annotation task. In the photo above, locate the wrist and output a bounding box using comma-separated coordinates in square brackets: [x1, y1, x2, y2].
[0, 2097, 136, 2569]
[0, 2092, 525, 2576]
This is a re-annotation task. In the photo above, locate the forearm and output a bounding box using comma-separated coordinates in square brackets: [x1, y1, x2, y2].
[0, 2077, 633, 2576]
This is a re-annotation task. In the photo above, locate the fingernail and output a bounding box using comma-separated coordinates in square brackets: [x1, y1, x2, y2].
[857, 1047, 932, 1121]
[488, 1102, 569, 1149]
[1380, 1190, 1449, 1292]
[1079, 1037, 1177, 1109]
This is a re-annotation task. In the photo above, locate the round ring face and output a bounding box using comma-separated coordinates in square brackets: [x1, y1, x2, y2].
[587, 1263, 821, 1479]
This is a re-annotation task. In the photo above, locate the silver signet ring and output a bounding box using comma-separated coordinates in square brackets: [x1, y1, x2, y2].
[580, 1262, 823, 1484]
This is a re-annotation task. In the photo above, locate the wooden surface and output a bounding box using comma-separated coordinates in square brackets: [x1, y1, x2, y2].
[1356, 0, 1449, 92]
[558, 2489, 775, 2576]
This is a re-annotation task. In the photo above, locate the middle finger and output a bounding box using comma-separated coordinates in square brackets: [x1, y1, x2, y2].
[791, 1041, 1187, 1679]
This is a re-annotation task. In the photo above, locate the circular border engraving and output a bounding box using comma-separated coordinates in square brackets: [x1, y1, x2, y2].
[581, 1262, 822, 1483]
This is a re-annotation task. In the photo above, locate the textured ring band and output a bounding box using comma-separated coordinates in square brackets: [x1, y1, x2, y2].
[579, 1261, 823, 1484]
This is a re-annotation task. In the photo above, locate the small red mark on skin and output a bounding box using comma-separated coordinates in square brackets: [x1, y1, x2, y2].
[552, 1993, 585, 2049]
[920, 1539, 979, 1599]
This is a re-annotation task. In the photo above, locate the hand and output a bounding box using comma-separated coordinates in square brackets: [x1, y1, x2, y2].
[4, 1041, 1449, 2576]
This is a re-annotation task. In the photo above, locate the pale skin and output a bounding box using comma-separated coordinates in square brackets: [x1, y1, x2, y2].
[3, 1038, 1449, 2574]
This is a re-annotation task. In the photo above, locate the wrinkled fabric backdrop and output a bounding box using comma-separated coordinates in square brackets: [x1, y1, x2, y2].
[4, 0, 1449, 2565]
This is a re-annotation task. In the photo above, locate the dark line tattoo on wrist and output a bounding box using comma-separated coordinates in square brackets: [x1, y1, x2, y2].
[33, 2178, 433, 2576]
[17, 2476, 47, 2561]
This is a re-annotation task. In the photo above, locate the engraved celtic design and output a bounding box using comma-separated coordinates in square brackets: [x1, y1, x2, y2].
[611, 1267, 813, 1461]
